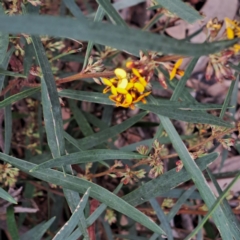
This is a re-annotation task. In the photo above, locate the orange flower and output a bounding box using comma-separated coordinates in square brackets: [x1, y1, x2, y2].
[102, 67, 151, 109]
[169, 59, 184, 80]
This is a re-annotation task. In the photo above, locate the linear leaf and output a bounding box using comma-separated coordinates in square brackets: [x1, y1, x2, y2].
[20, 217, 55, 240]
[82, 5, 105, 70]
[0, 68, 26, 78]
[72, 111, 147, 150]
[150, 199, 173, 240]
[171, 57, 199, 99]
[30, 150, 145, 171]
[68, 184, 122, 240]
[53, 188, 91, 240]
[59, 89, 230, 112]
[0, 15, 236, 56]
[206, 169, 240, 239]
[155, 0, 202, 23]
[0, 4, 9, 64]
[122, 153, 218, 206]
[0, 187, 17, 204]
[0, 87, 40, 109]
[0, 47, 14, 92]
[68, 99, 93, 137]
[159, 116, 233, 239]
[185, 172, 240, 240]
[59, 89, 113, 105]
[113, 0, 145, 10]
[4, 91, 12, 155]
[31, 35, 65, 158]
[23, 42, 34, 76]
[7, 206, 19, 240]
[96, 0, 127, 26]
[63, 0, 86, 20]
[150, 186, 196, 240]
[139, 103, 232, 127]
[0, 152, 165, 235]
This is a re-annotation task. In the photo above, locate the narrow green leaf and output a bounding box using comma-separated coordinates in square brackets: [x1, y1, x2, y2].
[102, 105, 113, 126]
[20, 217, 55, 240]
[122, 153, 218, 206]
[69, 100, 93, 137]
[171, 57, 199, 99]
[7, 206, 19, 240]
[0, 15, 236, 56]
[155, 0, 202, 23]
[0, 87, 40, 109]
[0, 152, 165, 235]
[150, 186, 196, 240]
[167, 186, 196, 220]
[113, 0, 145, 10]
[31, 35, 65, 157]
[83, 5, 105, 70]
[68, 184, 123, 240]
[185, 172, 240, 240]
[0, 47, 14, 92]
[4, 91, 12, 155]
[30, 150, 145, 171]
[139, 103, 232, 127]
[206, 169, 240, 239]
[60, 89, 230, 111]
[59, 89, 113, 105]
[159, 116, 233, 239]
[63, 0, 86, 20]
[150, 199, 173, 240]
[0, 68, 26, 78]
[0, 4, 9, 64]
[101, 217, 114, 240]
[0, 187, 17, 204]
[73, 111, 147, 150]
[84, 111, 109, 129]
[220, 81, 235, 119]
[23, 43, 34, 76]
[96, 0, 127, 26]
[53, 188, 91, 240]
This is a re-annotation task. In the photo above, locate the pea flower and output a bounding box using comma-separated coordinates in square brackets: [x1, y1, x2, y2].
[102, 67, 151, 109]
[169, 59, 184, 80]
[225, 18, 240, 53]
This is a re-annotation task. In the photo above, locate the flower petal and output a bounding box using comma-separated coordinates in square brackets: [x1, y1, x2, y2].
[174, 59, 183, 69]
[131, 68, 141, 77]
[116, 88, 128, 94]
[103, 86, 111, 93]
[111, 86, 118, 95]
[169, 68, 177, 80]
[227, 28, 234, 39]
[114, 68, 127, 79]
[134, 82, 145, 93]
[126, 82, 134, 90]
[133, 91, 151, 103]
[102, 78, 113, 86]
[117, 78, 128, 89]
[124, 93, 133, 105]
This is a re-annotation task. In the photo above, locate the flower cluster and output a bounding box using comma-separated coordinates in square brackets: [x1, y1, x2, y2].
[0, 163, 19, 187]
[204, 17, 240, 82]
[102, 66, 151, 109]
[116, 165, 146, 185]
[126, 51, 184, 87]
[137, 140, 168, 179]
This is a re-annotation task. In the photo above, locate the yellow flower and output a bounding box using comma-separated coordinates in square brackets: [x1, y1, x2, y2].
[225, 18, 240, 39]
[225, 18, 240, 53]
[169, 59, 184, 80]
[102, 68, 151, 109]
[102, 68, 129, 95]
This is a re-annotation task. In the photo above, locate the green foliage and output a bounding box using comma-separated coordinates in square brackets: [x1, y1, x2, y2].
[0, 1, 239, 239]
